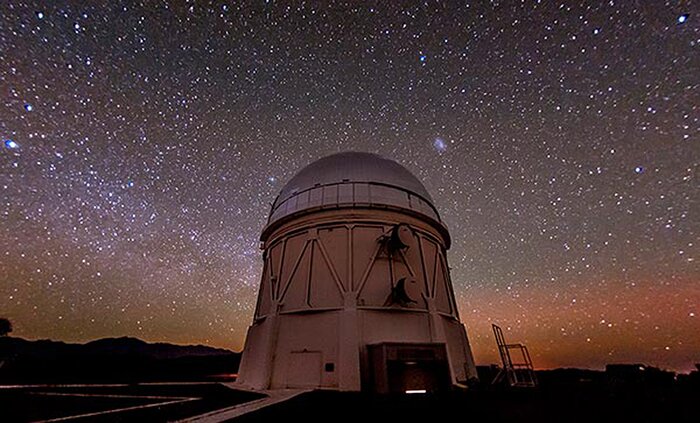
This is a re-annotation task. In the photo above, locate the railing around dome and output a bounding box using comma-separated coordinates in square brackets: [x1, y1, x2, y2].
[267, 180, 442, 225]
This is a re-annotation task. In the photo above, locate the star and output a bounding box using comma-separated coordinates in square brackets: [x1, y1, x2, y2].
[677, 14, 688, 24]
[4, 139, 19, 149]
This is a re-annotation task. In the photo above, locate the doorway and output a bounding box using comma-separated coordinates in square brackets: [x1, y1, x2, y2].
[367, 343, 450, 394]
[286, 350, 322, 388]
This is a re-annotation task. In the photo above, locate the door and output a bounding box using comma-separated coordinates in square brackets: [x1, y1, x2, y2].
[286, 351, 322, 388]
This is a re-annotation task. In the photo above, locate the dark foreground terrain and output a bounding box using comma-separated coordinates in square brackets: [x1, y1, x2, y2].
[235, 367, 700, 423]
[235, 387, 697, 423]
[2, 379, 697, 422]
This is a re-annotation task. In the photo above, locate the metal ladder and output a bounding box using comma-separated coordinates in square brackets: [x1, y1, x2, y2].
[492, 323, 538, 388]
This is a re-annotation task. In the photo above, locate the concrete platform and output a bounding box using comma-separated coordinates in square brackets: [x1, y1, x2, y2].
[1, 382, 263, 422]
[178, 385, 307, 422]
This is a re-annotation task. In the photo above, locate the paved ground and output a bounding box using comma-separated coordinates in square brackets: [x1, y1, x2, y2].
[1, 382, 263, 422]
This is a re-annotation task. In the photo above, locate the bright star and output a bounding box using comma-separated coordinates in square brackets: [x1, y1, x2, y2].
[678, 14, 688, 24]
[634, 166, 645, 174]
[419, 54, 427, 63]
[4, 139, 19, 149]
[37, 11, 44, 19]
[24, 104, 33, 112]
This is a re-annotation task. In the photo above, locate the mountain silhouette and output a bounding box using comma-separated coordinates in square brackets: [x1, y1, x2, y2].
[0, 336, 239, 383]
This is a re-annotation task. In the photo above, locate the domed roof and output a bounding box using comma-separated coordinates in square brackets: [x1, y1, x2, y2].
[277, 152, 433, 205]
[264, 152, 444, 237]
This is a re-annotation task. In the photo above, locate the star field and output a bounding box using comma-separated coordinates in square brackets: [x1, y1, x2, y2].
[1, 1, 698, 372]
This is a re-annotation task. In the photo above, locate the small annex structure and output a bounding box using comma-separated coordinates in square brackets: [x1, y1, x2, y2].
[237, 152, 478, 393]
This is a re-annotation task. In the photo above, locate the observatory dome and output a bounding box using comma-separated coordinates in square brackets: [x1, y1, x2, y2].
[238, 151, 477, 392]
[266, 152, 443, 235]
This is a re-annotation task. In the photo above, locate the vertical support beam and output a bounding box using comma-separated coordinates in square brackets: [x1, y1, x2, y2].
[338, 294, 361, 391]
[338, 225, 361, 390]
[258, 309, 281, 389]
[425, 298, 454, 384]
[347, 225, 354, 290]
[416, 235, 431, 296]
[238, 300, 281, 390]
[305, 229, 318, 308]
[306, 240, 315, 307]
[275, 238, 287, 299]
[460, 323, 479, 381]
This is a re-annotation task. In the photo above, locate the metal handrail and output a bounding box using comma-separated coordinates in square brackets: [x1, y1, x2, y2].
[267, 180, 443, 224]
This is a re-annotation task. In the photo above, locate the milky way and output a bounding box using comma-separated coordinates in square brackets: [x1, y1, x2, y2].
[1, 1, 698, 372]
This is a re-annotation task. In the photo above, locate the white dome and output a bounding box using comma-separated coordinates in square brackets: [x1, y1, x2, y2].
[265, 152, 443, 234]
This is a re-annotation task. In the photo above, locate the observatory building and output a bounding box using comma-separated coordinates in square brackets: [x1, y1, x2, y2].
[238, 152, 477, 392]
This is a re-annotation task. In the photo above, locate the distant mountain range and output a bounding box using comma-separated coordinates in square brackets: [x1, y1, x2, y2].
[0, 336, 235, 359]
[0, 336, 240, 383]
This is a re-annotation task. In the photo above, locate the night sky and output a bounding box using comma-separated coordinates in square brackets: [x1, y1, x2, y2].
[1, 1, 698, 372]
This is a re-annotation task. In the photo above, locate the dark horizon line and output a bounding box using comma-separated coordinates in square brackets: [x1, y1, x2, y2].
[3, 335, 697, 375]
